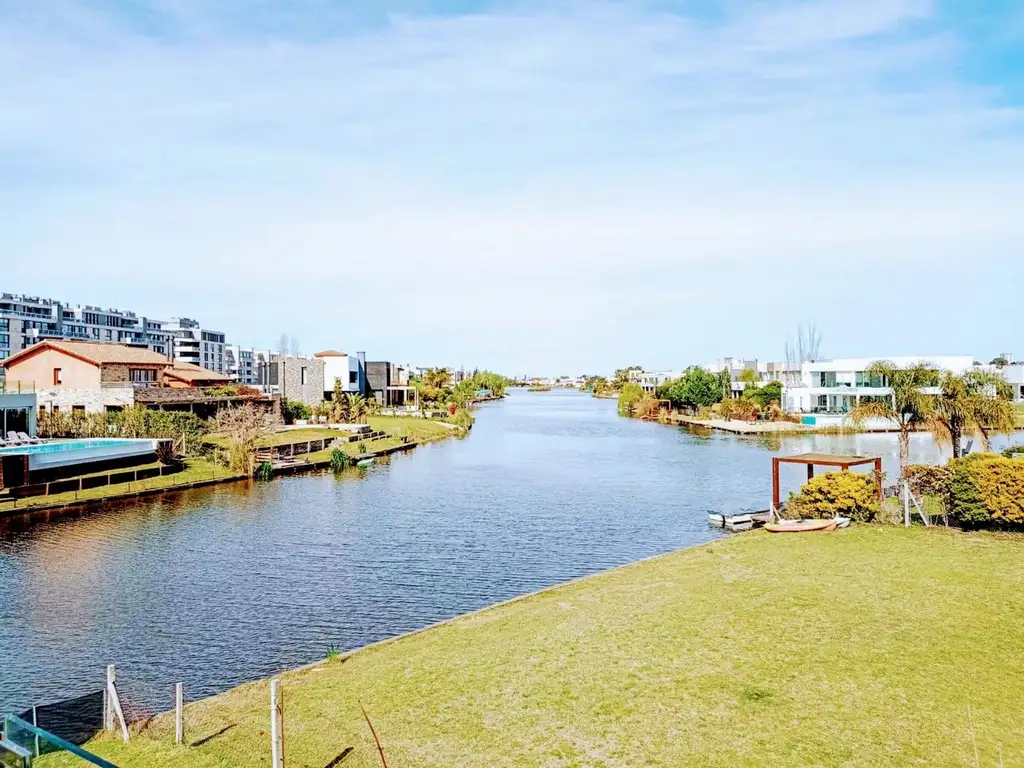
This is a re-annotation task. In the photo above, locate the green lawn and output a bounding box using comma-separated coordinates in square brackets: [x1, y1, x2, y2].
[0, 457, 234, 512]
[41, 527, 1024, 767]
[1015, 402, 1024, 427]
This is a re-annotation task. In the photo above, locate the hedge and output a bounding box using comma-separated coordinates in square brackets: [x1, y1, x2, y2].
[787, 471, 880, 522]
[904, 464, 952, 498]
[947, 454, 1024, 526]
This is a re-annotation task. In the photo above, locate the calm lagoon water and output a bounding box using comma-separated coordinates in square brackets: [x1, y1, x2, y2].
[0, 390, 1017, 713]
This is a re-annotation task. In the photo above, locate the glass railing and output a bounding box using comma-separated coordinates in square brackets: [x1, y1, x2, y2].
[0, 381, 35, 394]
[1, 714, 117, 767]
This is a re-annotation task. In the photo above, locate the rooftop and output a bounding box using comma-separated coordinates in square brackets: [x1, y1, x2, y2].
[2, 340, 171, 367]
[313, 350, 348, 357]
[163, 362, 231, 384]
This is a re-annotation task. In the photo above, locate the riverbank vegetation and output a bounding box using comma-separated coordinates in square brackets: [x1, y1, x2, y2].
[36, 406, 207, 455]
[413, 369, 512, 408]
[50, 527, 1024, 768]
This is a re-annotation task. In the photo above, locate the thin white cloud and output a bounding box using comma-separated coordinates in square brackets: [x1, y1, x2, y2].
[1, 1, 1022, 371]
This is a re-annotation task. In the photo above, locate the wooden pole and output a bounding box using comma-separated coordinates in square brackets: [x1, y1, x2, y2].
[875, 458, 883, 502]
[270, 678, 284, 768]
[806, 464, 814, 482]
[106, 664, 130, 743]
[175, 683, 183, 745]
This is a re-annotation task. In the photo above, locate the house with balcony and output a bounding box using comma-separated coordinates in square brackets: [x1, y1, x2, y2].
[785, 356, 976, 415]
[628, 369, 684, 394]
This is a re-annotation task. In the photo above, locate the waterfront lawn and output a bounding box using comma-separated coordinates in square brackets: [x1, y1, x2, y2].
[303, 417, 460, 462]
[1016, 402, 1024, 427]
[42, 527, 1024, 768]
[0, 457, 232, 512]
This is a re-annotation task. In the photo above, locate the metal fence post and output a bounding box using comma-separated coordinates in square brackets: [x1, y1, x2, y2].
[270, 678, 284, 768]
[175, 683, 184, 745]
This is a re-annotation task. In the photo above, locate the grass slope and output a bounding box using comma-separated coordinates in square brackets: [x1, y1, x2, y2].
[42, 528, 1024, 767]
[0, 458, 233, 512]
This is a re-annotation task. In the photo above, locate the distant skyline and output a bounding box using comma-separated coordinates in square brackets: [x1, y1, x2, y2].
[3, 1, 1022, 374]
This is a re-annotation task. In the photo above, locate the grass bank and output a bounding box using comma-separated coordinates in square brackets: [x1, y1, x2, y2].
[0, 457, 234, 514]
[303, 417, 462, 463]
[45, 527, 1024, 767]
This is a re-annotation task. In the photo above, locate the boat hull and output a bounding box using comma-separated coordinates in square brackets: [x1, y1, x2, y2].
[765, 519, 838, 533]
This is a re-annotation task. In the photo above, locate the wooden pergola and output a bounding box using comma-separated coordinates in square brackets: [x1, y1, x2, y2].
[772, 453, 883, 510]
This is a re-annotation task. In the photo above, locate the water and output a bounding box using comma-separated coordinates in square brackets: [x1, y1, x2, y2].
[0, 390, 1017, 713]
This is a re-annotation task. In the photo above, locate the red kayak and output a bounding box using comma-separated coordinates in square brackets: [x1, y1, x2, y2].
[765, 519, 837, 533]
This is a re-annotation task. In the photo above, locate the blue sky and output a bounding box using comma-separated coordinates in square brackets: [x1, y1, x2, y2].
[2, 1, 1022, 375]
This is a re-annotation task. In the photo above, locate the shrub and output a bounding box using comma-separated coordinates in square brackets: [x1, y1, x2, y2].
[787, 470, 880, 522]
[617, 382, 645, 417]
[449, 408, 475, 431]
[255, 462, 274, 481]
[330, 448, 351, 472]
[1002, 445, 1024, 459]
[282, 398, 312, 424]
[904, 464, 953, 498]
[947, 454, 1024, 527]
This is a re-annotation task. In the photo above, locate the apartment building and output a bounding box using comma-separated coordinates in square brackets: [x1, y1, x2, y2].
[0, 293, 171, 364]
[162, 318, 227, 375]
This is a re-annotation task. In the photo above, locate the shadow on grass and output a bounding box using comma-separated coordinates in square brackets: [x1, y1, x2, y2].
[324, 747, 354, 767]
[190, 723, 237, 747]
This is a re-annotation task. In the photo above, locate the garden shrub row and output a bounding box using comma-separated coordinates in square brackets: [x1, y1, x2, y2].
[906, 455, 1024, 527]
[787, 471, 880, 522]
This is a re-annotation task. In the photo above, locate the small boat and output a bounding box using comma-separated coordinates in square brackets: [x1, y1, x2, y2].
[356, 458, 375, 468]
[765, 519, 837, 533]
[834, 517, 852, 529]
[709, 510, 771, 530]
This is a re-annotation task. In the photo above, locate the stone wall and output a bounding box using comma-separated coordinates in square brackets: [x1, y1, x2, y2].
[279, 357, 325, 406]
[36, 387, 135, 414]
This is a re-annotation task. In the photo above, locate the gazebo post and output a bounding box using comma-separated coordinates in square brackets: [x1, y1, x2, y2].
[874, 458, 883, 502]
[807, 464, 814, 482]
[772, 458, 780, 510]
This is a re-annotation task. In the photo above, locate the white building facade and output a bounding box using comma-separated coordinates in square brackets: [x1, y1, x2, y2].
[785, 356, 976, 414]
[629, 369, 684, 393]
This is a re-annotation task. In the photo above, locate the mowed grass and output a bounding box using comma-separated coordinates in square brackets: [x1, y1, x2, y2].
[39, 527, 1024, 767]
[0, 457, 234, 512]
[1016, 402, 1024, 427]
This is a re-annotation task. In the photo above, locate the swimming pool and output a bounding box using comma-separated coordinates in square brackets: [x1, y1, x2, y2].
[0, 438, 159, 471]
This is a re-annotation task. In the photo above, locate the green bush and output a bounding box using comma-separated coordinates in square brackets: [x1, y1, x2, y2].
[282, 398, 312, 424]
[329, 448, 351, 472]
[904, 464, 953, 498]
[787, 470, 880, 522]
[1002, 445, 1024, 459]
[948, 454, 1024, 527]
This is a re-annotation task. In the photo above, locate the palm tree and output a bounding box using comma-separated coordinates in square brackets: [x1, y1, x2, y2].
[849, 361, 938, 482]
[347, 394, 366, 424]
[929, 370, 1015, 459]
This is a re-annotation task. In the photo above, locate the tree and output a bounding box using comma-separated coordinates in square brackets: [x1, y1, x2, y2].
[784, 321, 822, 386]
[738, 368, 759, 385]
[613, 366, 642, 390]
[214, 403, 276, 475]
[289, 336, 301, 357]
[660, 367, 724, 411]
[849, 361, 937, 481]
[277, 334, 290, 356]
[617, 382, 645, 416]
[423, 368, 451, 390]
[929, 370, 1015, 459]
[745, 380, 784, 410]
[718, 368, 732, 400]
[348, 393, 367, 424]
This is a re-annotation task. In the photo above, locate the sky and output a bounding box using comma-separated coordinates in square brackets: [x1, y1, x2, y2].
[2, 0, 1023, 376]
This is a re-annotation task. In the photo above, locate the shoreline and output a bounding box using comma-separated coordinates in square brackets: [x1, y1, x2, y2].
[0, 420, 467, 523]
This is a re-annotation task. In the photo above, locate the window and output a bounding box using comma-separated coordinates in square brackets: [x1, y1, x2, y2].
[52, 405, 60, 412]
[53, 368, 62, 385]
[349, 371, 358, 385]
[301, 366, 308, 385]
[72, 405, 85, 413]
[129, 368, 157, 383]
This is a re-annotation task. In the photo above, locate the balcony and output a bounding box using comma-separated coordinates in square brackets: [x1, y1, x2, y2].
[0, 380, 35, 394]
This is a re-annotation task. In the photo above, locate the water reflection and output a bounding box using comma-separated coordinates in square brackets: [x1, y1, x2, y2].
[0, 390, 1019, 712]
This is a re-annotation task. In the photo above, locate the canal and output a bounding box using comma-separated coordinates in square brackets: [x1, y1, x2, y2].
[0, 390, 1004, 713]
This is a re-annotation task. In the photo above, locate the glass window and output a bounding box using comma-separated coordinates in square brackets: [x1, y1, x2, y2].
[349, 371, 358, 384]
[53, 367, 62, 385]
[301, 367, 308, 385]
[72, 405, 85, 413]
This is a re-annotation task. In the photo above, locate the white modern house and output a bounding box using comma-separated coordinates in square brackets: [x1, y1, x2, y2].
[629, 369, 684, 393]
[784, 356, 976, 415]
[314, 350, 367, 398]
